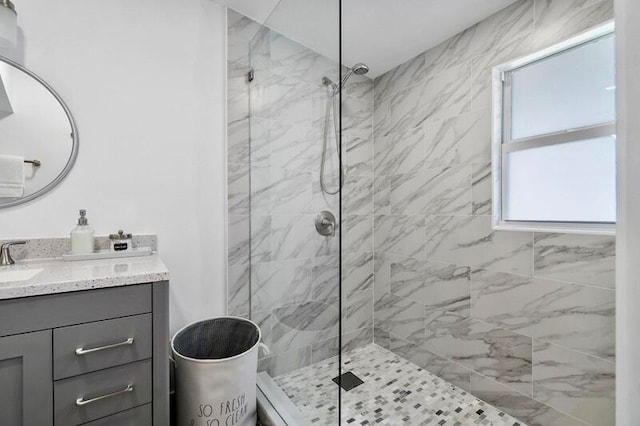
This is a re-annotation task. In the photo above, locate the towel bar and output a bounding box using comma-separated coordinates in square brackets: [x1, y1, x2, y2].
[24, 159, 41, 166]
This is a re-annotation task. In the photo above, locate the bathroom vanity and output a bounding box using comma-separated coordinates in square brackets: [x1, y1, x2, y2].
[0, 250, 169, 426]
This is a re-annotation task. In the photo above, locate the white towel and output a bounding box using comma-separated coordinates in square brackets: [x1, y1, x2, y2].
[0, 155, 25, 198]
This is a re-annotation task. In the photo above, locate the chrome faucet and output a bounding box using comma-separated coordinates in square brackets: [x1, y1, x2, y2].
[0, 241, 26, 266]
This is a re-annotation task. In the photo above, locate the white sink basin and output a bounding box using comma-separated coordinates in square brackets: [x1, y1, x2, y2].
[0, 268, 43, 283]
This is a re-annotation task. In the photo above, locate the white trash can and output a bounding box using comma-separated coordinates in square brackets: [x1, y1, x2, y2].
[171, 317, 264, 426]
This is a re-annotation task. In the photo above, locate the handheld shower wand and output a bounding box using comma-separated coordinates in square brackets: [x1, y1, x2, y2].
[322, 63, 370, 95]
[319, 63, 370, 195]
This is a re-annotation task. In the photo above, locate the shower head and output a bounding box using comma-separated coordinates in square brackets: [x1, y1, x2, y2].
[323, 62, 370, 94]
[352, 63, 370, 75]
[340, 62, 370, 87]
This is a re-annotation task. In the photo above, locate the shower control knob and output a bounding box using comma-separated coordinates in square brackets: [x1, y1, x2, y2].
[315, 211, 337, 237]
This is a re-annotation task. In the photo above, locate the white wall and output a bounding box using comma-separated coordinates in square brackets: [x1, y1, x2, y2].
[0, 0, 228, 333]
[616, 0, 640, 423]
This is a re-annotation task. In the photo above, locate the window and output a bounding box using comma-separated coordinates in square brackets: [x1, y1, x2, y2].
[492, 22, 616, 234]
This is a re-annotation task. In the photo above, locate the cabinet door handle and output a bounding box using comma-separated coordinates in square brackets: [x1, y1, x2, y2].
[75, 384, 134, 406]
[75, 337, 134, 355]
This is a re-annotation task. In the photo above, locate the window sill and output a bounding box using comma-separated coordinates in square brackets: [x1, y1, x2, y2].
[493, 221, 616, 236]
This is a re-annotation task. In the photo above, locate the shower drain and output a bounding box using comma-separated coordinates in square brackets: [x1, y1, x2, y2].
[332, 371, 364, 391]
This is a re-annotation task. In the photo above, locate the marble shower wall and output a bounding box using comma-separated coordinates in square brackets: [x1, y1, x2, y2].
[226, 10, 375, 377]
[372, 1, 615, 425]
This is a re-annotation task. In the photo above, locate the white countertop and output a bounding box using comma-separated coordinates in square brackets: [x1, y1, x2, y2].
[0, 254, 169, 300]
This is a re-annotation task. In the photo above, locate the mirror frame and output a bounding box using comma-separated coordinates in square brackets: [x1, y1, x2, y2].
[0, 55, 79, 208]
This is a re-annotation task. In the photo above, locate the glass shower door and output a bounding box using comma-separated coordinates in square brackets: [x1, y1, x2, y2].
[246, 0, 343, 423]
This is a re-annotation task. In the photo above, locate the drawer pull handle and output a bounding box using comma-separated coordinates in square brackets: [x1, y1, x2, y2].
[75, 384, 134, 406]
[75, 337, 134, 355]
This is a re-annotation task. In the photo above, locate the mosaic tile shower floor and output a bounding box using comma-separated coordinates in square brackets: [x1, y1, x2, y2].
[273, 344, 525, 425]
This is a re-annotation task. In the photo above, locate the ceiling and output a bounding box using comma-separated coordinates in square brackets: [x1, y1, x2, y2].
[216, 0, 520, 78]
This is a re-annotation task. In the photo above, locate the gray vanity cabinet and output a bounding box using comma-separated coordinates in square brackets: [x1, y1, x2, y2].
[0, 281, 169, 426]
[0, 330, 53, 426]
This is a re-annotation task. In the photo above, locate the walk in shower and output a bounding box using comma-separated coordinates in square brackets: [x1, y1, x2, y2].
[227, 1, 616, 425]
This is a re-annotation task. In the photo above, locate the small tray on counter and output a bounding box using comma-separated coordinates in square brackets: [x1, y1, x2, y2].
[62, 247, 153, 262]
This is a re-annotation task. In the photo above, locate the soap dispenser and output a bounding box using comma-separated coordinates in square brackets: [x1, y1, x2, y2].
[70, 209, 95, 254]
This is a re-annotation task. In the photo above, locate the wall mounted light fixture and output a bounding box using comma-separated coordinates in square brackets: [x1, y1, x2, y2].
[0, 0, 16, 48]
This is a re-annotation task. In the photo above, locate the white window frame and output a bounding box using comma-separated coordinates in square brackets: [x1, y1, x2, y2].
[492, 21, 616, 236]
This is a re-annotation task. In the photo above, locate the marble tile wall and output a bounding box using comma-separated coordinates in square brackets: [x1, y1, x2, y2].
[372, 1, 615, 425]
[226, 10, 375, 377]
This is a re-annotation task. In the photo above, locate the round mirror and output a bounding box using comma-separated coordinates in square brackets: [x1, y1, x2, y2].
[0, 56, 78, 208]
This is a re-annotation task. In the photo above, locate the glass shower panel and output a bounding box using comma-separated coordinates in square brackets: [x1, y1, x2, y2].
[247, 0, 342, 423]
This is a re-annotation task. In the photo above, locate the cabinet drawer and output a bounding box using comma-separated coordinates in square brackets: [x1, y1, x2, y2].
[54, 359, 152, 426]
[54, 314, 152, 380]
[0, 284, 152, 337]
[80, 404, 152, 426]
